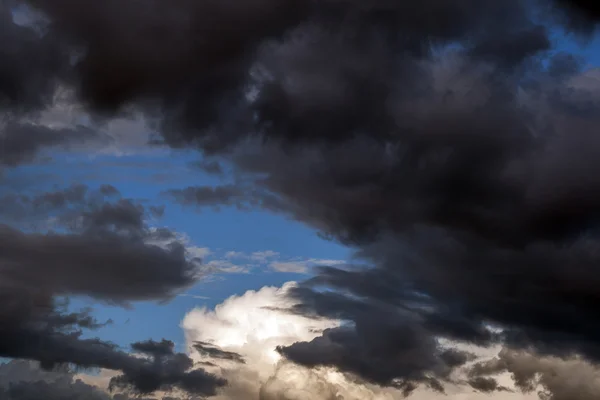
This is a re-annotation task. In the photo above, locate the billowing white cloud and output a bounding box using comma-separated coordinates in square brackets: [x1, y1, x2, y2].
[182, 283, 536, 400]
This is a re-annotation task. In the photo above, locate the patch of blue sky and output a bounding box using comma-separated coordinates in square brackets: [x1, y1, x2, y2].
[24, 148, 349, 348]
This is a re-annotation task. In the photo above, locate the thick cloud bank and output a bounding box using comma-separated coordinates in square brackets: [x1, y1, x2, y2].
[0, 184, 223, 397]
[4, 0, 600, 398]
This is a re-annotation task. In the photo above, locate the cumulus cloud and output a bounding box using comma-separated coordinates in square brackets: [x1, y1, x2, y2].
[182, 283, 548, 400]
[183, 282, 402, 399]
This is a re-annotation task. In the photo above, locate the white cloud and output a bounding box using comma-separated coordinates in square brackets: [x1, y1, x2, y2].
[268, 261, 309, 273]
[206, 259, 251, 274]
[186, 246, 212, 259]
[250, 250, 280, 262]
[206, 249, 346, 275]
[224, 251, 245, 259]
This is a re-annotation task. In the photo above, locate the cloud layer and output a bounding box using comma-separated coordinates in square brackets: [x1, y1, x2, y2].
[4, 0, 600, 398]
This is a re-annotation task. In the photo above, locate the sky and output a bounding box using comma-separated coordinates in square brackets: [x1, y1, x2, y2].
[5, 1, 600, 400]
[1, 148, 350, 350]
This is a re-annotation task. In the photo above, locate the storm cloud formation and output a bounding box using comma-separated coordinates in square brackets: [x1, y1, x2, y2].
[0, 184, 223, 396]
[4, 0, 600, 398]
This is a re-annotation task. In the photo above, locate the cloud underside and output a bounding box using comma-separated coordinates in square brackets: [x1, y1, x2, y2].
[0, 184, 225, 396]
[3, 0, 600, 399]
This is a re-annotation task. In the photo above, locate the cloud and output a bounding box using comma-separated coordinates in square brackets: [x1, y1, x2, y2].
[0, 360, 115, 400]
[0, 192, 203, 303]
[0, 357, 213, 400]
[5, 0, 600, 397]
[0, 183, 225, 397]
[468, 348, 600, 400]
[182, 283, 544, 400]
[0, 120, 105, 167]
[183, 282, 397, 400]
[206, 249, 345, 275]
[170, 51, 600, 391]
[269, 259, 345, 274]
[0, 292, 225, 397]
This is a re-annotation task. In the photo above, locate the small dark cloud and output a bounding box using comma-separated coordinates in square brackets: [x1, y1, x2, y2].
[0, 200, 199, 303]
[278, 289, 474, 391]
[131, 339, 176, 359]
[0, 358, 211, 400]
[193, 341, 245, 364]
[109, 339, 226, 396]
[0, 122, 104, 167]
[0, 293, 225, 397]
[468, 376, 500, 392]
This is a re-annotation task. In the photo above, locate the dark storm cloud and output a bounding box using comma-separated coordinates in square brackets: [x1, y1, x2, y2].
[151, 0, 600, 393]
[109, 339, 226, 396]
[19, 0, 310, 151]
[278, 318, 467, 393]
[0, 353, 217, 400]
[467, 377, 503, 392]
[0, 1, 67, 113]
[0, 184, 203, 302]
[4, 0, 600, 396]
[10, 0, 552, 151]
[551, 0, 600, 32]
[0, 183, 222, 396]
[0, 360, 113, 400]
[0, 285, 224, 397]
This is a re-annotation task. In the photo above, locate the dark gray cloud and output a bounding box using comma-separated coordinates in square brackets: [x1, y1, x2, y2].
[0, 360, 113, 400]
[0, 290, 225, 397]
[109, 339, 226, 396]
[467, 377, 503, 393]
[0, 122, 104, 167]
[0, 183, 221, 396]
[19, 0, 309, 151]
[150, 0, 600, 394]
[6, 0, 568, 150]
[0, 359, 191, 400]
[468, 348, 600, 400]
[0, 190, 201, 303]
[551, 0, 600, 32]
[0, 2, 67, 113]
[4, 0, 600, 396]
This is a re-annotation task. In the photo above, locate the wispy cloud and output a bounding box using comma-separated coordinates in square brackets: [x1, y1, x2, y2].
[178, 293, 211, 300]
[269, 258, 345, 274]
